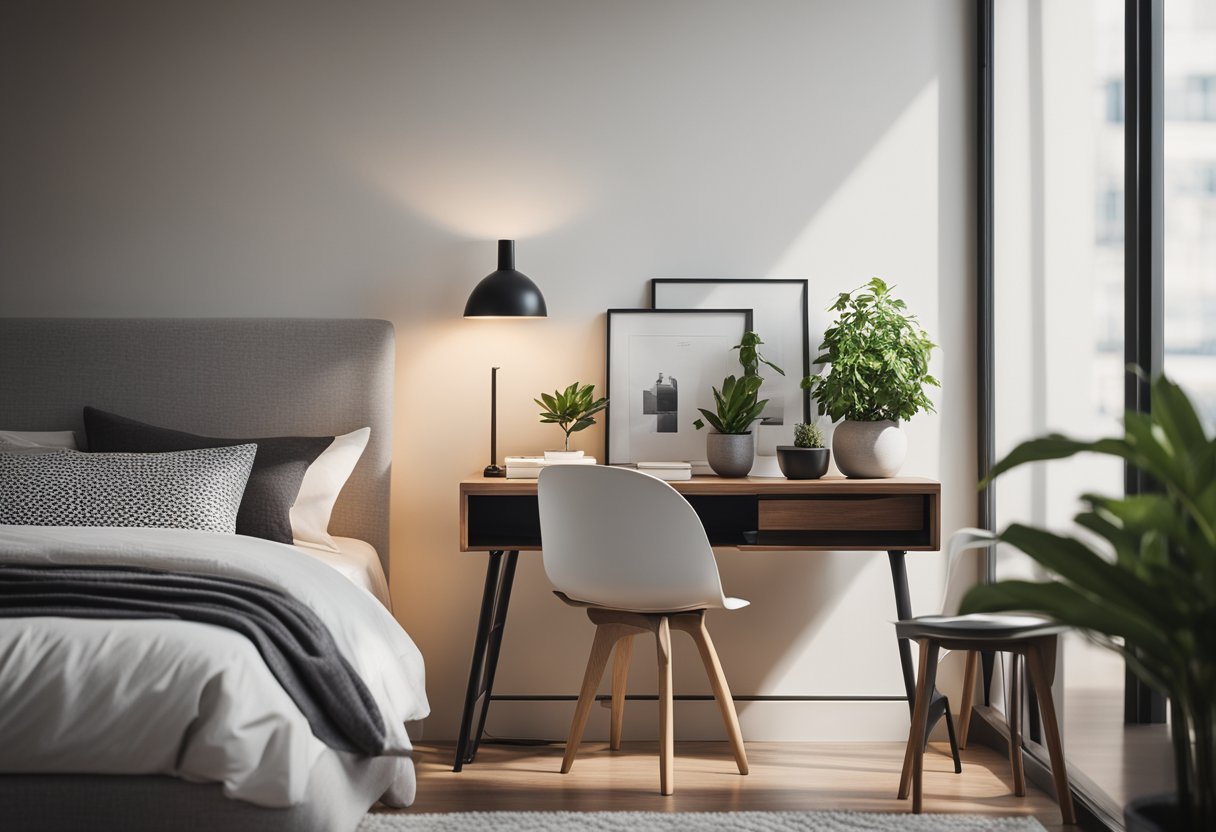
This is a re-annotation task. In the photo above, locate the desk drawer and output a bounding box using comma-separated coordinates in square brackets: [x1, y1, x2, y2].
[758, 495, 925, 532]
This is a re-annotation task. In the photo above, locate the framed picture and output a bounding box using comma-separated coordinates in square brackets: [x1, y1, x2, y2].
[651, 278, 810, 447]
[605, 308, 753, 464]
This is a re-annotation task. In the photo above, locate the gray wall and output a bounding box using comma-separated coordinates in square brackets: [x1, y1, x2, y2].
[0, 0, 975, 740]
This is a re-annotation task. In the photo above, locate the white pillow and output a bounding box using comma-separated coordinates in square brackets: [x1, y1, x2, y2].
[290, 427, 370, 552]
[0, 430, 79, 449]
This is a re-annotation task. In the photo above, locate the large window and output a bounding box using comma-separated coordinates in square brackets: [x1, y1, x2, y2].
[990, 0, 1126, 756]
[980, 0, 1209, 810]
[1164, 0, 1216, 428]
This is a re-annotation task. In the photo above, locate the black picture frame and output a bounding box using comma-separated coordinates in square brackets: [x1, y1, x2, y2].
[605, 306, 749, 464]
[651, 278, 811, 429]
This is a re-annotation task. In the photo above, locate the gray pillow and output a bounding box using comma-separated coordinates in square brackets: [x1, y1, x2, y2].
[84, 407, 333, 545]
[0, 445, 257, 534]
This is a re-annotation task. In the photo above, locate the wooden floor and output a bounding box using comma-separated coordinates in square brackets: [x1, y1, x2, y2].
[379, 740, 1069, 830]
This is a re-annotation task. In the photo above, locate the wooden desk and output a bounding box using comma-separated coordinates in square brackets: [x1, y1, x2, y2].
[454, 474, 950, 772]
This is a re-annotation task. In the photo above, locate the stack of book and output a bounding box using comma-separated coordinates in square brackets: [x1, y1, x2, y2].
[504, 455, 597, 479]
[636, 461, 692, 481]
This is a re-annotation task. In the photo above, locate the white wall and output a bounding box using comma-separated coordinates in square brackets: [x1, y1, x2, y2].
[0, 0, 976, 741]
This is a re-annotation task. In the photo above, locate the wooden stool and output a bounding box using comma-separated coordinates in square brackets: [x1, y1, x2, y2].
[895, 615, 1075, 825]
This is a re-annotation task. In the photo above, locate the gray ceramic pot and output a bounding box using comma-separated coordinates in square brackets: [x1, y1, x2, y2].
[706, 432, 754, 478]
[775, 446, 830, 480]
[831, 419, 906, 478]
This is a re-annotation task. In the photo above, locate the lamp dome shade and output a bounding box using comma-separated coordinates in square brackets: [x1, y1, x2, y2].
[463, 240, 548, 318]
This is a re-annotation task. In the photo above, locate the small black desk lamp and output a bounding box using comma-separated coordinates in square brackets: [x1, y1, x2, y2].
[464, 240, 547, 477]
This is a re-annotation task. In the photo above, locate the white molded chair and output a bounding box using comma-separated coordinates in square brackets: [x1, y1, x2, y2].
[537, 464, 749, 795]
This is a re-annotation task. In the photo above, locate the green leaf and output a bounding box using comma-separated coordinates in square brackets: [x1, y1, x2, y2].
[960, 580, 1175, 660]
[535, 382, 608, 440]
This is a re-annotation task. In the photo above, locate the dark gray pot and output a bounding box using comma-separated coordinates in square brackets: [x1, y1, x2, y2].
[706, 432, 754, 478]
[775, 446, 830, 479]
[1125, 794, 1182, 832]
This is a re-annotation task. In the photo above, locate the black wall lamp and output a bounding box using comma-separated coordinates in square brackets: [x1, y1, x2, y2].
[463, 240, 548, 319]
[464, 240, 547, 477]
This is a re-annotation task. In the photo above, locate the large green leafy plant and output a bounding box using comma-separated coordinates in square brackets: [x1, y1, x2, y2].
[801, 277, 938, 423]
[535, 382, 608, 452]
[961, 375, 1215, 828]
[693, 331, 783, 435]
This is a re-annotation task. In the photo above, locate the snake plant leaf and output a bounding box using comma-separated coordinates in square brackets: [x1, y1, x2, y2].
[1152, 376, 1210, 469]
[1073, 507, 1142, 568]
[696, 409, 725, 433]
[981, 435, 1134, 488]
[998, 523, 1180, 625]
[960, 579, 1175, 661]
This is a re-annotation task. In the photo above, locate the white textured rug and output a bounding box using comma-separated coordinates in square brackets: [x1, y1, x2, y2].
[358, 811, 1047, 832]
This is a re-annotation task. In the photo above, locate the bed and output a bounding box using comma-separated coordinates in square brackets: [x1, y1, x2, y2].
[0, 318, 424, 832]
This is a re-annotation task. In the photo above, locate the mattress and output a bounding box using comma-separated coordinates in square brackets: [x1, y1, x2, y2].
[293, 536, 391, 609]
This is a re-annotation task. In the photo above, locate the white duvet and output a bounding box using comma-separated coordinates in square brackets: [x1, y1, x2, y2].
[0, 525, 429, 808]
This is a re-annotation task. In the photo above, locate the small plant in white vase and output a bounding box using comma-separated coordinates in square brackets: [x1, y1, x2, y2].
[534, 382, 607, 460]
[801, 278, 938, 478]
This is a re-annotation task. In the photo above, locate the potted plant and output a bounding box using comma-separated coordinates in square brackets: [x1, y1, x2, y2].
[534, 382, 607, 460]
[776, 422, 830, 480]
[693, 374, 768, 478]
[961, 374, 1215, 832]
[801, 277, 938, 478]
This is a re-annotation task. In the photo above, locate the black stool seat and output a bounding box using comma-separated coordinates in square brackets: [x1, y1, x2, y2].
[896, 613, 1065, 642]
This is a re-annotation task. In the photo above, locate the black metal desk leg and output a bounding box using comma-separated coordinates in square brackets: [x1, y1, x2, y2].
[468, 550, 519, 759]
[888, 550, 962, 774]
[453, 551, 505, 772]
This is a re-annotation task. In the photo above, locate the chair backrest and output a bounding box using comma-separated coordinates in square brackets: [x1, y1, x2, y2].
[537, 465, 729, 611]
[939, 527, 1000, 617]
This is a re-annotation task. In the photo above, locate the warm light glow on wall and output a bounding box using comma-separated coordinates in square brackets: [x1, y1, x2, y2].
[358, 148, 592, 238]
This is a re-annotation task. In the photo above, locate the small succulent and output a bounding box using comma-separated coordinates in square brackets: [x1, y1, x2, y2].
[793, 422, 824, 449]
[535, 382, 608, 452]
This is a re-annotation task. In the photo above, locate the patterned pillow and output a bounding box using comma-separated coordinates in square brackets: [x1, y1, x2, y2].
[84, 408, 335, 545]
[0, 445, 257, 534]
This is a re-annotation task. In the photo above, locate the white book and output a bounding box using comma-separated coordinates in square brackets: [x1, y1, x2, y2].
[637, 467, 692, 481]
[689, 460, 713, 476]
[504, 456, 546, 468]
[506, 456, 597, 467]
[637, 461, 692, 470]
[505, 457, 597, 478]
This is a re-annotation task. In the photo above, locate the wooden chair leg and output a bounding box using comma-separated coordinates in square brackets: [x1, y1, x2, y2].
[1008, 652, 1026, 796]
[675, 612, 748, 775]
[899, 639, 939, 814]
[957, 649, 978, 750]
[561, 623, 625, 774]
[1025, 640, 1077, 825]
[656, 615, 674, 795]
[610, 635, 635, 751]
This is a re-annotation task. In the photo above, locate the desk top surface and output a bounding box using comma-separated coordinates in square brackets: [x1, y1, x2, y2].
[460, 474, 940, 496]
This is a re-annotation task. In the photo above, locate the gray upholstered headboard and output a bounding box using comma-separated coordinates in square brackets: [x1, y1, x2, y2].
[0, 318, 394, 574]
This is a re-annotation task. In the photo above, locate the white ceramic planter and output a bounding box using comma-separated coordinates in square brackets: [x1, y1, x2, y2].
[706, 432, 755, 478]
[832, 419, 906, 478]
